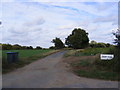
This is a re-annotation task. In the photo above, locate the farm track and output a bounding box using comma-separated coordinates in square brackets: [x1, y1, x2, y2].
[3, 51, 119, 88]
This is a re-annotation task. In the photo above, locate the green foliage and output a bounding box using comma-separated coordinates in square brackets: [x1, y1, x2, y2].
[66, 48, 109, 56]
[52, 37, 65, 49]
[1, 43, 35, 50]
[69, 49, 119, 80]
[77, 60, 91, 67]
[65, 28, 89, 49]
[65, 46, 119, 80]
[2, 49, 52, 58]
[89, 41, 111, 48]
[27, 46, 33, 49]
[75, 70, 119, 81]
[64, 50, 79, 57]
[70, 55, 119, 81]
[78, 48, 110, 56]
[90, 40, 97, 44]
[12, 44, 22, 50]
[49, 46, 55, 49]
[64, 48, 111, 57]
[35, 46, 42, 49]
[106, 43, 111, 47]
[67, 47, 120, 72]
[2, 44, 13, 50]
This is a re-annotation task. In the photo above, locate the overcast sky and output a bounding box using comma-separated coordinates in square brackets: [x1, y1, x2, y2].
[1, 0, 119, 48]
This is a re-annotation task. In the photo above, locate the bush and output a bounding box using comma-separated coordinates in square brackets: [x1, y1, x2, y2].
[49, 46, 55, 49]
[35, 46, 42, 49]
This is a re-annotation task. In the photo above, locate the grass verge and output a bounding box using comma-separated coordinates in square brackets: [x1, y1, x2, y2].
[70, 56, 119, 81]
[75, 70, 119, 81]
[64, 47, 120, 81]
[64, 47, 113, 57]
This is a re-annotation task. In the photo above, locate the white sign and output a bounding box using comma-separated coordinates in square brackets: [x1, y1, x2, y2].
[100, 54, 114, 60]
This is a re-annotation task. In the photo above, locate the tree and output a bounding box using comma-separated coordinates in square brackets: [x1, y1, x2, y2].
[90, 40, 97, 44]
[22, 46, 27, 49]
[26, 46, 33, 49]
[35, 46, 42, 49]
[12, 44, 22, 50]
[49, 46, 55, 49]
[96, 43, 106, 48]
[89, 40, 97, 48]
[105, 43, 111, 47]
[2, 44, 12, 50]
[65, 28, 89, 49]
[113, 29, 120, 47]
[52, 37, 65, 49]
[90, 41, 111, 48]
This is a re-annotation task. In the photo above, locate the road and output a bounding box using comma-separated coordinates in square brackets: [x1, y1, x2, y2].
[3, 51, 119, 88]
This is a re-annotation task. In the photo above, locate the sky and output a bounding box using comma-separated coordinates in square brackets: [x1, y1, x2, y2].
[0, 0, 119, 48]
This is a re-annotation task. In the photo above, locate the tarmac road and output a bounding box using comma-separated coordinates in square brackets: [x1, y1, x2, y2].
[2, 51, 119, 88]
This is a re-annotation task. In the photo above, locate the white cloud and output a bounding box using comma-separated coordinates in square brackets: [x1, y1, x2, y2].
[94, 15, 117, 25]
[43, 2, 117, 16]
[1, 1, 118, 47]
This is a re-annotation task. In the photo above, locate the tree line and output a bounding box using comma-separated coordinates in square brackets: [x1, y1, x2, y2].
[52, 28, 114, 49]
[1, 28, 119, 50]
[89, 41, 112, 48]
[1, 44, 42, 50]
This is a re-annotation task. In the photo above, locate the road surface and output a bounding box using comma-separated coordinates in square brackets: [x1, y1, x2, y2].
[3, 51, 119, 88]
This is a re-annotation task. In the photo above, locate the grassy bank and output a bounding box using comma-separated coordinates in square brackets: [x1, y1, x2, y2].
[2, 49, 59, 73]
[71, 56, 119, 81]
[64, 47, 113, 57]
[64, 47, 120, 81]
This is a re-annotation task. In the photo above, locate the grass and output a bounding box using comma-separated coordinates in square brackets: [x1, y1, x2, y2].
[64, 47, 120, 81]
[2, 49, 59, 73]
[2, 49, 52, 58]
[64, 47, 112, 57]
[71, 57, 119, 81]
[75, 70, 119, 81]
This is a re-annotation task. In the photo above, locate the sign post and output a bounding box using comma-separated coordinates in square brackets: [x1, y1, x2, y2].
[100, 54, 114, 60]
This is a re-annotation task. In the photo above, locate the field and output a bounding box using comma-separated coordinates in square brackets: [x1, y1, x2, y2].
[2, 49, 59, 73]
[2, 49, 52, 58]
[64, 47, 120, 81]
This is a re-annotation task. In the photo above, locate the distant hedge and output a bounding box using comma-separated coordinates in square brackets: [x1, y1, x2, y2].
[1, 43, 42, 50]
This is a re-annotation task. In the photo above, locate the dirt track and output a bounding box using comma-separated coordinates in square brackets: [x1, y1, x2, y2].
[3, 51, 119, 88]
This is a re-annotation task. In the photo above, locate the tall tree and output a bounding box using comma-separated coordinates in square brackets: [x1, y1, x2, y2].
[65, 28, 89, 49]
[52, 37, 65, 49]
